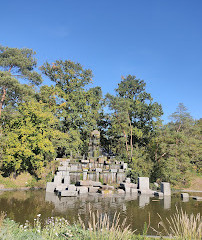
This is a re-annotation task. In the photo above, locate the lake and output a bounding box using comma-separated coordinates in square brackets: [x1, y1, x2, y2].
[0, 190, 201, 235]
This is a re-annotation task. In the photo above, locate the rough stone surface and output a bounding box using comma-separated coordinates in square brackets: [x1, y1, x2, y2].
[117, 189, 125, 194]
[138, 189, 154, 195]
[54, 175, 62, 185]
[161, 182, 171, 196]
[88, 186, 99, 193]
[193, 196, 202, 201]
[130, 188, 138, 194]
[138, 177, 150, 190]
[125, 187, 131, 193]
[154, 191, 164, 197]
[110, 169, 117, 173]
[77, 186, 88, 194]
[181, 193, 189, 199]
[67, 185, 76, 191]
[64, 176, 70, 185]
[96, 168, 102, 172]
[46, 182, 56, 193]
[101, 185, 114, 190]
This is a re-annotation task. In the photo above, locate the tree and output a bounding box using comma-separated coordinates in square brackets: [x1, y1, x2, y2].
[1, 99, 65, 178]
[0, 45, 42, 121]
[106, 75, 163, 162]
[151, 103, 200, 185]
[40, 60, 103, 157]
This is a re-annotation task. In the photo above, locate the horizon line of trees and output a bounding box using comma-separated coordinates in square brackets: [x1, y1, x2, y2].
[0, 45, 201, 186]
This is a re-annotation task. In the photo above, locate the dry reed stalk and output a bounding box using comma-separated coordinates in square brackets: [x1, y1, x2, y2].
[151, 207, 202, 240]
[78, 207, 136, 240]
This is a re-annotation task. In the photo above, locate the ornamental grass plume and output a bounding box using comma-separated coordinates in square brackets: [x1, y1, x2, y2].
[152, 207, 202, 240]
[78, 208, 136, 240]
[0, 212, 6, 228]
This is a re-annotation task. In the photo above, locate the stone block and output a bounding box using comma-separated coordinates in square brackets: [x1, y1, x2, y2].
[98, 158, 104, 164]
[55, 184, 68, 192]
[89, 159, 94, 163]
[101, 185, 114, 190]
[70, 165, 78, 171]
[80, 160, 89, 164]
[130, 188, 138, 194]
[98, 189, 113, 195]
[138, 189, 154, 195]
[110, 169, 117, 173]
[92, 181, 102, 187]
[154, 191, 164, 197]
[125, 187, 131, 193]
[64, 176, 70, 185]
[67, 184, 76, 191]
[96, 168, 102, 172]
[88, 186, 99, 193]
[118, 169, 124, 173]
[123, 163, 128, 169]
[125, 178, 131, 183]
[58, 166, 67, 171]
[161, 182, 171, 196]
[76, 186, 88, 194]
[181, 193, 189, 199]
[117, 189, 125, 194]
[60, 190, 78, 197]
[83, 171, 87, 181]
[130, 183, 137, 189]
[192, 196, 202, 201]
[46, 182, 56, 193]
[54, 175, 62, 184]
[138, 177, 150, 190]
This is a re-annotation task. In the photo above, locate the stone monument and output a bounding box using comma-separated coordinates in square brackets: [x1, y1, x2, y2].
[88, 130, 100, 158]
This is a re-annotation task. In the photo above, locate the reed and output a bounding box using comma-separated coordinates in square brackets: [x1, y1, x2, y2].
[152, 207, 202, 240]
[0, 212, 6, 228]
[79, 209, 136, 240]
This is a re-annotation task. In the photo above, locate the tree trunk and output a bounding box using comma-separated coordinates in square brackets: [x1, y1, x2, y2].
[0, 87, 6, 120]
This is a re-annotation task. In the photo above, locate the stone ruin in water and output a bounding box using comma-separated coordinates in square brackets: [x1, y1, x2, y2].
[46, 130, 171, 198]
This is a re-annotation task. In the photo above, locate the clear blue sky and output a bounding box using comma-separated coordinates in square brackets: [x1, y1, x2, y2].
[1, 0, 201, 122]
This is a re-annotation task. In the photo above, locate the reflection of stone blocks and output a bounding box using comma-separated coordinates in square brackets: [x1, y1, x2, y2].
[138, 177, 149, 190]
[161, 182, 171, 196]
[46, 182, 56, 193]
[60, 191, 77, 197]
[110, 169, 117, 173]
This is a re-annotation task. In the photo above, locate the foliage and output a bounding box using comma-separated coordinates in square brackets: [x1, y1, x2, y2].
[1, 99, 64, 177]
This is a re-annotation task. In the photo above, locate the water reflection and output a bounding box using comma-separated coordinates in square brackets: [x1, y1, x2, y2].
[0, 190, 201, 235]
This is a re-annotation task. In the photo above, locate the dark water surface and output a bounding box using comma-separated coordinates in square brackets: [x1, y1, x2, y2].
[0, 190, 201, 235]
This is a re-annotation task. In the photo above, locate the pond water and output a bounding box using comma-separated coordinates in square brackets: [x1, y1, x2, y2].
[0, 190, 201, 235]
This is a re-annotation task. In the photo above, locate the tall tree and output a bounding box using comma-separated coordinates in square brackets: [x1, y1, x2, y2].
[40, 60, 103, 157]
[0, 45, 42, 121]
[106, 75, 163, 162]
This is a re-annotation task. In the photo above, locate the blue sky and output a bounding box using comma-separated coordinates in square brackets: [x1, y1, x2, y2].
[1, 0, 201, 122]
